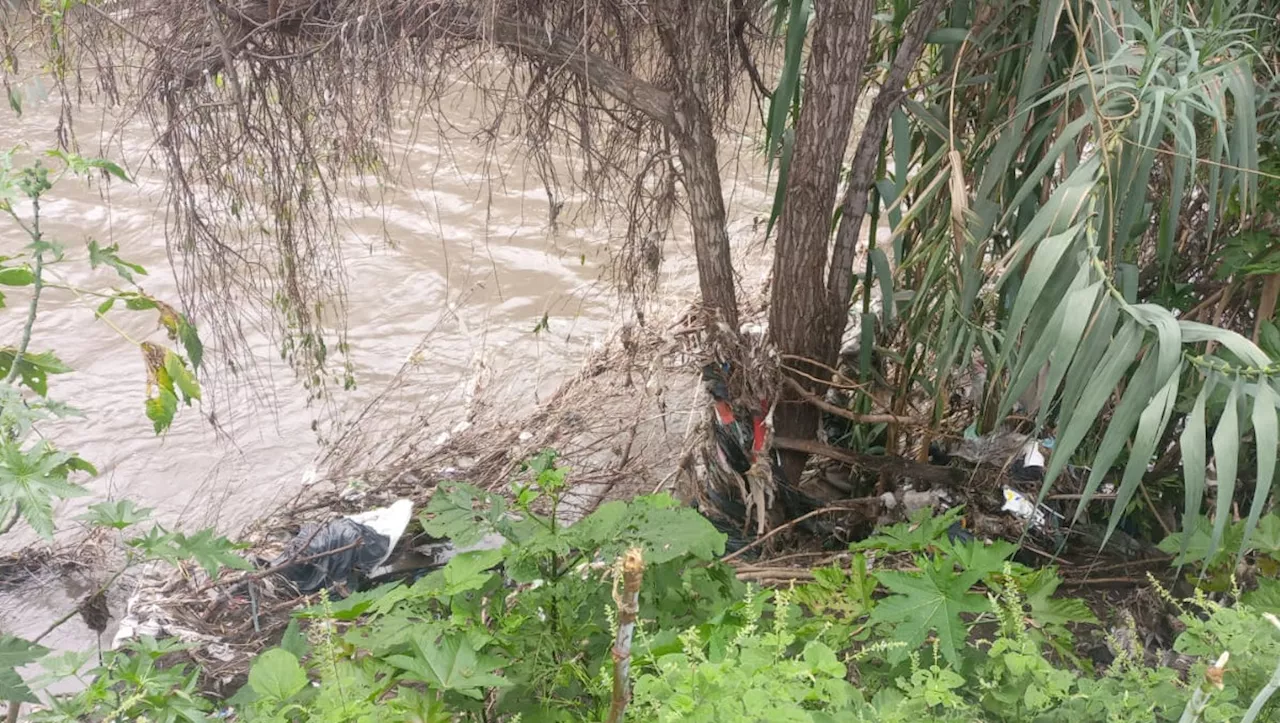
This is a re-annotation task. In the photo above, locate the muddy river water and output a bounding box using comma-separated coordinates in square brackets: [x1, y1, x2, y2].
[0, 77, 776, 659]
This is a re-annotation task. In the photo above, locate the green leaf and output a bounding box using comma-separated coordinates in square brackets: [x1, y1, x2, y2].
[0, 349, 73, 396]
[163, 351, 201, 403]
[0, 267, 34, 286]
[127, 526, 252, 576]
[1209, 380, 1242, 562]
[0, 440, 90, 539]
[1045, 318, 1143, 488]
[77, 499, 152, 529]
[279, 620, 309, 660]
[439, 548, 504, 595]
[421, 483, 508, 547]
[869, 558, 988, 665]
[853, 506, 966, 554]
[1033, 282, 1102, 428]
[1104, 368, 1179, 548]
[1240, 384, 1278, 562]
[1073, 348, 1160, 522]
[1178, 378, 1213, 563]
[569, 493, 726, 564]
[1022, 570, 1097, 629]
[1243, 577, 1280, 613]
[247, 648, 308, 702]
[145, 388, 178, 434]
[177, 316, 204, 372]
[0, 635, 48, 703]
[95, 297, 115, 317]
[85, 158, 132, 184]
[119, 292, 158, 311]
[87, 239, 147, 283]
[387, 632, 508, 699]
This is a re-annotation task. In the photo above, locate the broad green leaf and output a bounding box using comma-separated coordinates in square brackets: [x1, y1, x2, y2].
[1022, 570, 1098, 629]
[145, 388, 178, 434]
[0, 635, 47, 703]
[0, 267, 33, 286]
[440, 548, 505, 595]
[869, 559, 988, 666]
[87, 239, 147, 283]
[421, 483, 507, 547]
[279, 619, 309, 660]
[1209, 380, 1242, 563]
[163, 351, 201, 403]
[177, 316, 204, 372]
[247, 648, 308, 701]
[1240, 384, 1278, 561]
[387, 632, 508, 699]
[0, 349, 73, 396]
[0, 440, 89, 539]
[77, 499, 152, 529]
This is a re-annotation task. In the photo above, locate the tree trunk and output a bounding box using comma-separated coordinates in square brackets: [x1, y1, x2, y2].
[656, 2, 739, 332]
[767, 0, 875, 483]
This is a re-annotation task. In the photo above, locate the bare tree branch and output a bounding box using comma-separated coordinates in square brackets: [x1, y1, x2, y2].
[827, 0, 950, 313]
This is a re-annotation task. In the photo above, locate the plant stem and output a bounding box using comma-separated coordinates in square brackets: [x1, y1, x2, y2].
[0, 503, 18, 535]
[606, 548, 644, 723]
[5, 197, 45, 386]
[1241, 614, 1280, 723]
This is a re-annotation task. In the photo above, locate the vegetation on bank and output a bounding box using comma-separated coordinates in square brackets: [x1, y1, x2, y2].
[7, 453, 1280, 722]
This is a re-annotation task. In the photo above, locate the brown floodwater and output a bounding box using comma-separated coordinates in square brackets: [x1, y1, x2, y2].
[0, 76, 777, 664]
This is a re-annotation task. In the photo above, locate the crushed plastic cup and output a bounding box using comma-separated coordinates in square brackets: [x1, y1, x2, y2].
[1001, 487, 1048, 529]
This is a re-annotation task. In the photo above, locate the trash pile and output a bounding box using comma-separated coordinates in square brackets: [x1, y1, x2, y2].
[110, 498, 504, 695]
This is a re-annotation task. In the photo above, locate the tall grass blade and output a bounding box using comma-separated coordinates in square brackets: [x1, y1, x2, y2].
[1209, 380, 1242, 563]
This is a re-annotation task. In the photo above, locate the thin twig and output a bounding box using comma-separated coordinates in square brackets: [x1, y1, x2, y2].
[772, 437, 965, 486]
[1139, 481, 1173, 539]
[721, 499, 882, 564]
[204, 538, 362, 592]
[5, 198, 45, 385]
[783, 376, 921, 425]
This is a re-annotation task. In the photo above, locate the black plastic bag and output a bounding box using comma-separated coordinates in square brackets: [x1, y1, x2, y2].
[270, 518, 391, 594]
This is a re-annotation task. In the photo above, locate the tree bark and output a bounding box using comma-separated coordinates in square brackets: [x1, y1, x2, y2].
[767, 0, 875, 483]
[828, 0, 949, 313]
[655, 3, 740, 331]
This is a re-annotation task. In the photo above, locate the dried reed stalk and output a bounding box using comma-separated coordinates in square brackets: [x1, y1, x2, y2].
[607, 547, 645, 723]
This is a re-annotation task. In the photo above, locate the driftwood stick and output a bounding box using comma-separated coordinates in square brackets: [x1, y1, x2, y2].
[607, 548, 645, 723]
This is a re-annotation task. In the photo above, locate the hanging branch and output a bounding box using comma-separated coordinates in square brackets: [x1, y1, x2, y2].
[607, 547, 645, 723]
